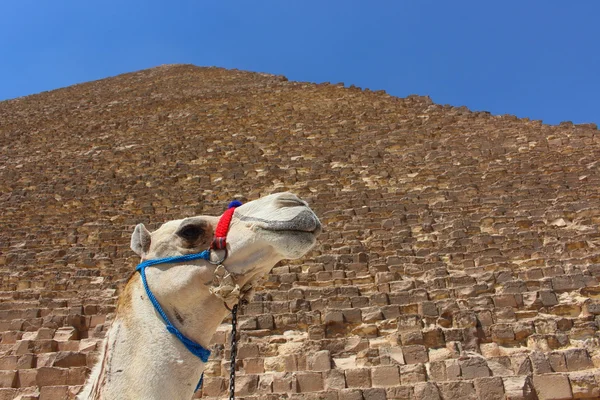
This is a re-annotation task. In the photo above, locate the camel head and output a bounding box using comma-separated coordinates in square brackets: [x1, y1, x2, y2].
[128, 192, 321, 307]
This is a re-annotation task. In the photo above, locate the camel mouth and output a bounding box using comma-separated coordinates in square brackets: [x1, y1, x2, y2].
[242, 209, 322, 236]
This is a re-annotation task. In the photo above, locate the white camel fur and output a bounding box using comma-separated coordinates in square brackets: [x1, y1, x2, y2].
[78, 192, 321, 399]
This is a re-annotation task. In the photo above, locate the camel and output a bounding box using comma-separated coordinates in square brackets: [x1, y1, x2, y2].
[78, 192, 321, 399]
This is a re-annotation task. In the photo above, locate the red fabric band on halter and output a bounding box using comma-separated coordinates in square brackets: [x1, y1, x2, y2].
[211, 202, 242, 250]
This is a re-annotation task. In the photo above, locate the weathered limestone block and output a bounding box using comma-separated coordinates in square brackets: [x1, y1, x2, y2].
[52, 352, 87, 368]
[36, 367, 68, 386]
[444, 359, 461, 380]
[272, 372, 296, 393]
[473, 376, 505, 400]
[342, 308, 362, 323]
[264, 356, 286, 372]
[402, 345, 428, 364]
[411, 381, 441, 400]
[338, 388, 363, 400]
[529, 351, 553, 374]
[324, 369, 346, 390]
[370, 365, 399, 387]
[53, 327, 79, 341]
[548, 351, 568, 372]
[399, 363, 426, 384]
[512, 353, 533, 375]
[568, 370, 600, 398]
[400, 330, 424, 345]
[308, 350, 331, 372]
[361, 387, 385, 400]
[201, 376, 226, 397]
[237, 343, 260, 359]
[243, 358, 265, 374]
[39, 385, 69, 400]
[491, 323, 515, 343]
[0, 371, 16, 388]
[422, 327, 445, 348]
[235, 374, 259, 396]
[459, 356, 491, 379]
[437, 381, 477, 400]
[296, 371, 324, 393]
[428, 360, 447, 381]
[503, 376, 536, 400]
[564, 348, 594, 371]
[452, 310, 477, 328]
[386, 385, 413, 399]
[345, 368, 371, 388]
[532, 373, 572, 400]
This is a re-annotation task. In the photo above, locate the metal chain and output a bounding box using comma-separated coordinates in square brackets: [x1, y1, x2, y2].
[228, 303, 239, 400]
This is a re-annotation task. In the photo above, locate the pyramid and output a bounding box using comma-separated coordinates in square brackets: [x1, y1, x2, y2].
[1, 64, 599, 399]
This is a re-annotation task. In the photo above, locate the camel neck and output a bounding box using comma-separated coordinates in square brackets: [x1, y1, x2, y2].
[79, 273, 230, 400]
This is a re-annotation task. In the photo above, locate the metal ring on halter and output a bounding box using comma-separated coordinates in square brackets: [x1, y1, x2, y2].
[208, 248, 228, 265]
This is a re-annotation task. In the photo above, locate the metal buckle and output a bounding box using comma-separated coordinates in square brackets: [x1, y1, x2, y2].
[208, 248, 228, 265]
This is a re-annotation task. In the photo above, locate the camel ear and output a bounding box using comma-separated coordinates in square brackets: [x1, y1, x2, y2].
[131, 223, 151, 257]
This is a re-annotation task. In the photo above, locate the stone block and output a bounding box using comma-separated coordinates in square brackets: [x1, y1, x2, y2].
[345, 368, 371, 388]
[399, 363, 426, 384]
[413, 382, 441, 400]
[548, 351, 568, 372]
[402, 345, 428, 364]
[0, 358, 16, 371]
[339, 388, 363, 400]
[422, 327, 445, 348]
[569, 370, 600, 398]
[234, 374, 259, 396]
[257, 314, 274, 330]
[243, 358, 264, 374]
[362, 387, 386, 400]
[67, 366, 88, 385]
[53, 351, 87, 368]
[438, 381, 477, 400]
[202, 376, 226, 397]
[400, 330, 423, 345]
[342, 308, 362, 323]
[16, 368, 37, 387]
[428, 360, 447, 381]
[36, 367, 68, 386]
[564, 348, 594, 371]
[491, 323, 515, 343]
[0, 389, 17, 400]
[532, 374, 572, 400]
[256, 374, 274, 394]
[296, 371, 324, 393]
[0, 371, 16, 388]
[444, 359, 461, 380]
[473, 377, 505, 400]
[39, 385, 69, 400]
[17, 354, 35, 369]
[264, 356, 286, 372]
[371, 365, 399, 387]
[324, 369, 346, 390]
[459, 357, 490, 379]
[240, 316, 262, 330]
[273, 372, 296, 393]
[308, 350, 331, 371]
[237, 343, 259, 359]
[529, 351, 552, 374]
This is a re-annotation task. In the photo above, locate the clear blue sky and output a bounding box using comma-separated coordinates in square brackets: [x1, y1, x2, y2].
[1, 1, 598, 125]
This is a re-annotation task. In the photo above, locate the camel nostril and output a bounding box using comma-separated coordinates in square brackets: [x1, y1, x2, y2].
[276, 193, 307, 208]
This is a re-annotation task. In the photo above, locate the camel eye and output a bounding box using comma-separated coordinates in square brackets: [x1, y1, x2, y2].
[177, 225, 204, 241]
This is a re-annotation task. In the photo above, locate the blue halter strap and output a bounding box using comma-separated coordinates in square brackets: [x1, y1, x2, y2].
[135, 250, 212, 391]
[135, 200, 243, 393]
